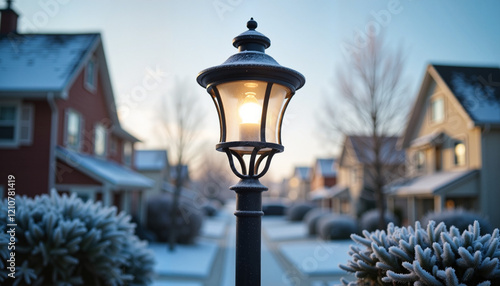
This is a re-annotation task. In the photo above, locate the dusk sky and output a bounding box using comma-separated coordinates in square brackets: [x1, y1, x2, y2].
[13, 0, 500, 180]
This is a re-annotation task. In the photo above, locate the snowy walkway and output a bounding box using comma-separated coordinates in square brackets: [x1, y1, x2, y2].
[150, 205, 355, 286]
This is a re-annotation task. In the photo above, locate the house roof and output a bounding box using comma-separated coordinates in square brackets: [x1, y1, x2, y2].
[387, 169, 479, 196]
[345, 135, 405, 165]
[401, 64, 500, 148]
[0, 33, 140, 142]
[294, 166, 311, 181]
[0, 33, 99, 95]
[432, 65, 500, 125]
[56, 146, 154, 189]
[315, 158, 337, 177]
[134, 150, 168, 171]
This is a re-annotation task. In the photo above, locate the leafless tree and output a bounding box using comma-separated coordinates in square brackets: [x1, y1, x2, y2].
[194, 151, 235, 205]
[156, 77, 206, 251]
[320, 33, 409, 229]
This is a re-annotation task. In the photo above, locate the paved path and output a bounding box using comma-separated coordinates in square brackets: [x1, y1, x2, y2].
[151, 206, 355, 286]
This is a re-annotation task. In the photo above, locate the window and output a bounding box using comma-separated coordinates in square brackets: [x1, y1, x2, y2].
[431, 97, 444, 123]
[123, 141, 132, 166]
[85, 57, 97, 91]
[66, 110, 82, 150]
[454, 141, 466, 166]
[0, 102, 33, 147]
[415, 150, 425, 171]
[94, 124, 107, 157]
[350, 168, 358, 184]
[0, 104, 18, 144]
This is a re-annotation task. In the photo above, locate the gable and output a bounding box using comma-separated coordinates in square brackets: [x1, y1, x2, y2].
[401, 65, 479, 148]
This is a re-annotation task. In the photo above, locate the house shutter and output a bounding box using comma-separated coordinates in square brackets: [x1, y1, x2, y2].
[19, 104, 34, 145]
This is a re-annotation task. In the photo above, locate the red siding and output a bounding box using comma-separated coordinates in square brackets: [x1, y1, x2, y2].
[55, 160, 101, 185]
[56, 62, 114, 155]
[0, 100, 52, 197]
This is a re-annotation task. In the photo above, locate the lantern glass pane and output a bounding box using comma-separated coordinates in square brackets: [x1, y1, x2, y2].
[265, 83, 290, 144]
[216, 80, 267, 143]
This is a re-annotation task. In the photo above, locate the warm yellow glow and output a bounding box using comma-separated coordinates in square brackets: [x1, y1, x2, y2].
[239, 92, 261, 124]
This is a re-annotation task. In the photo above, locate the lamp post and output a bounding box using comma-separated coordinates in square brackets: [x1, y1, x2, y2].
[197, 18, 305, 286]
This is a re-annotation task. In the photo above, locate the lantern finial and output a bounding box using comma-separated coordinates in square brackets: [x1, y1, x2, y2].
[247, 17, 257, 30]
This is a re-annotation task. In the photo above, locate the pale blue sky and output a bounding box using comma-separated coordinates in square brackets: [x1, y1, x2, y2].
[12, 0, 500, 180]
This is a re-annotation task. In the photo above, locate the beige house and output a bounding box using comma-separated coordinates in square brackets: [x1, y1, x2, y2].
[287, 166, 312, 201]
[388, 64, 500, 228]
[336, 135, 405, 217]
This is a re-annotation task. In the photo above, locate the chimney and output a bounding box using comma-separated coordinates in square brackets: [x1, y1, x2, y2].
[0, 0, 18, 35]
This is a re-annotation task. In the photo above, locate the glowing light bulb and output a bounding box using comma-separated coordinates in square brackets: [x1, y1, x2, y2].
[239, 92, 261, 141]
[239, 92, 261, 124]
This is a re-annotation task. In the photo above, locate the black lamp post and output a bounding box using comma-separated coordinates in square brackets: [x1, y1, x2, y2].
[197, 18, 305, 286]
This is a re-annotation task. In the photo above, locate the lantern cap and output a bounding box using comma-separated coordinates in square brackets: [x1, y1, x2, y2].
[197, 18, 305, 92]
[232, 17, 270, 52]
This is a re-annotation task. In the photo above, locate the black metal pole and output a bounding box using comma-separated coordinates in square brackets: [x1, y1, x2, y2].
[231, 178, 267, 286]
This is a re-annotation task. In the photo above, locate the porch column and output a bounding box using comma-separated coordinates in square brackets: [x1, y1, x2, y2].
[434, 195, 443, 213]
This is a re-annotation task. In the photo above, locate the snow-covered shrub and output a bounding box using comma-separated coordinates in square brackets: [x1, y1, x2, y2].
[304, 208, 330, 236]
[262, 203, 287, 216]
[317, 214, 358, 240]
[0, 191, 154, 286]
[286, 203, 314, 221]
[359, 208, 399, 232]
[422, 209, 492, 235]
[146, 194, 203, 244]
[340, 220, 500, 286]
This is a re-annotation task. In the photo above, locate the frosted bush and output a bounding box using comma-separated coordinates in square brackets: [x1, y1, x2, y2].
[0, 191, 154, 286]
[340, 220, 500, 286]
[317, 214, 358, 240]
[422, 209, 492, 235]
[359, 208, 399, 232]
[147, 194, 203, 244]
[286, 203, 314, 221]
[304, 208, 330, 235]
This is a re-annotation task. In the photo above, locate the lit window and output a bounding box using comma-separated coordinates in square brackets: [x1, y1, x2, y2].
[350, 168, 358, 184]
[431, 97, 444, 123]
[415, 150, 425, 171]
[0, 104, 18, 144]
[85, 58, 97, 91]
[454, 142, 466, 166]
[66, 110, 82, 150]
[94, 124, 107, 157]
[123, 141, 132, 166]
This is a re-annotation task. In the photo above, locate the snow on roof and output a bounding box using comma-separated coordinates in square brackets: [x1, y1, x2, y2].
[433, 65, 500, 125]
[389, 169, 478, 196]
[0, 34, 99, 93]
[315, 158, 337, 177]
[294, 166, 311, 180]
[134, 150, 168, 171]
[348, 135, 405, 165]
[56, 146, 154, 189]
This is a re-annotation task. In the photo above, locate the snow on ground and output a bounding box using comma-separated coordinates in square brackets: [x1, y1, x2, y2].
[279, 240, 353, 276]
[201, 214, 230, 238]
[262, 219, 309, 241]
[150, 240, 219, 278]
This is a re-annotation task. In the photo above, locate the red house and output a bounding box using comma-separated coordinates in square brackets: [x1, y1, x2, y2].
[0, 4, 153, 221]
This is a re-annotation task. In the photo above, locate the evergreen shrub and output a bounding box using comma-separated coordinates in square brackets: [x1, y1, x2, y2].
[317, 214, 358, 240]
[286, 203, 314, 221]
[0, 191, 154, 286]
[304, 208, 330, 236]
[340, 220, 500, 286]
[360, 208, 400, 232]
[422, 209, 492, 235]
[146, 195, 203, 244]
